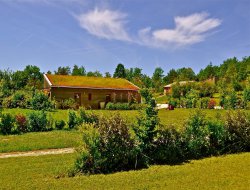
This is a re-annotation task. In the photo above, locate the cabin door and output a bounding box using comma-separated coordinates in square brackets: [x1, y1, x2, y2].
[106, 94, 111, 103]
[74, 93, 81, 107]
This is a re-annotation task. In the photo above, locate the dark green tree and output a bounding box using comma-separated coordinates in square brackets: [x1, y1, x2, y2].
[152, 67, 164, 92]
[54, 66, 71, 75]
[72, 65, 86, 76]
[113, 63, 126, 78]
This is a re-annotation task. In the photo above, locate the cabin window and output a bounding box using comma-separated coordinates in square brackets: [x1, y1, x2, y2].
[88, 93, 92, 101]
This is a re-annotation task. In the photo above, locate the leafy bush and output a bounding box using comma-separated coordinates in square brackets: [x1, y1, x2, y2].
[11, 91, 28, 108]
[208, 99, 216, 109]
[79, 107, 98, 124]
[243, 87, 250, 109]
[57, 98, 77, 110]
[152, 127, 185, 164]
[15, 114, 28, 133]
[74, 114, 136, 174]
[105, 102, 140, 110]
[0, 113, 15, 135]
[207, 120, 226, 155]
[68, 110, 79, 129]
[55, 120, 66, 130]
[27, 111, 48, 132]
[30, 92, 54, 110]
[184, 111, 210, 158]
[224, 111, 250, 152]
[2, 96, 12, 108]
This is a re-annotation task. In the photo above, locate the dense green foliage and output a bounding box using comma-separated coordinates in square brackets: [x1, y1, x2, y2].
[74, 90, 250, 175]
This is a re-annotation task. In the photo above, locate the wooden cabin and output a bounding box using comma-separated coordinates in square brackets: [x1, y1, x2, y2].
[44, 74, 141, 109]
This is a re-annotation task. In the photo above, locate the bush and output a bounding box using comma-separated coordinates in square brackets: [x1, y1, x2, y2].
[27, 111, 48, 132]
[55, 120, 66, 130]
[243, 87, 250, 109]
[152, 127, 185, 164]
[105, 102, 140, 110]
[79, 107, 98, 124]
[184, 111, 210, 158]
[30, 92, 53, 110]
[74, 114, 136, 174]
[0, 113, 15, 135]
[11, 91, 28, 108]
[15, 114, 28, 133]
[57, 98, 77, 110]
[207, 120, 226, 155]
[68, 110, 79, 129]
[2, 96, 12, 108]
[208, 99, 216, 109]
[224, 111, 250, 152]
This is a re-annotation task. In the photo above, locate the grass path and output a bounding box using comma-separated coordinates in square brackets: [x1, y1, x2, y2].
[0, 148, 75, 158]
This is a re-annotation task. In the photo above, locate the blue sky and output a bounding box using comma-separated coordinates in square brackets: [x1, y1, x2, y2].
[0, 0, 250, 76]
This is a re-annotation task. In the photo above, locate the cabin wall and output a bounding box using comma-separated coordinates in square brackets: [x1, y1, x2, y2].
[50, 87, 141, 109]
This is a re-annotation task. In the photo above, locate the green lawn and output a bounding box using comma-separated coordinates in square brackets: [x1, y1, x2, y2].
[0, 152, 249, 189]
[0, 130, 82, 153]
[1, 108, 249, 153]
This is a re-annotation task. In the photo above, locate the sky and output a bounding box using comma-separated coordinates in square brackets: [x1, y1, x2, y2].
[0, 0, 250, 76]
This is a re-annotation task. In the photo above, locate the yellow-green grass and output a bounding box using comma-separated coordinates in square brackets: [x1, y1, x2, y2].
[0, 152, 249, 189]
[1, 108, 249, 153]
[0, 130, 82, 153]
[46, 74, 139, 90]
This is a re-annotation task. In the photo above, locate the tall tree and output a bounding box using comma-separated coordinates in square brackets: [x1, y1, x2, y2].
[104, 72, 111, 78]
[163, 69, 178, 84]
[72, 65, 86, 76]
[54, 66, 71, 75]
[113, 63, 126, 78]
[24, 65, 43, 89]
[87, 71, 103, 77]
[152, 67, 164, 92]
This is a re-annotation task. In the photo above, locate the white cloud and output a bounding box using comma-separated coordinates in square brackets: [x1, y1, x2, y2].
[149, 12, 222, 47]
[76, 10, 221, 49]
[76, 8, 131, 42]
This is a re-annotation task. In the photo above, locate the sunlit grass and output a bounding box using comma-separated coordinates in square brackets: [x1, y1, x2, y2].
[0, 152, 249, 189]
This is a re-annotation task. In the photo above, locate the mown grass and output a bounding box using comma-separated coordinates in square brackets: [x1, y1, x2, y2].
[1, 108, 249, 153]
[0, 152, 249, 189]
[0, 130, 82, 153]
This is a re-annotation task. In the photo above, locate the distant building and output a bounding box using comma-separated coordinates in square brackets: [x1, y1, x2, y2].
[44, 74, 141, 109]
[164, 81, 194, 95]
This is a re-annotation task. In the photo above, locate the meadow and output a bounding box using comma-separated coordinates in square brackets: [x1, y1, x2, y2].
[1, 108, 249, 153]
[0, 152, 249, 189]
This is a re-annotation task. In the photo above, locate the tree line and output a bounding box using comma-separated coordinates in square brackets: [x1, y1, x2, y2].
[0, 56, 249, 98]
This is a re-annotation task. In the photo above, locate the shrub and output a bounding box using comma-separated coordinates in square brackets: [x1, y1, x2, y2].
[184, 111, 210, 158]
[79, 107, 98, 124]
[55, 120, 66, 130]
[243, 87, 250, 109]
[133, 89, 159, 166]
[227, 91, 238, 109]
[152, 127, 185, 164]
[208, 99, 216, 109]
[105, 102, 140, 110]
[207, 120, 226, 155]
[15, 114, 28, 133]
[0, 113, 15, 135]
[30, 92, 53, 110]
[58, 98, 77, 110]
[74, 114, 136, 174]
[224, 111, 250, 152]
[68, 110, 78, 129]
[2, 96, 12, 108]
[11, 91, 28, 108]
[27, 111, 48, 132]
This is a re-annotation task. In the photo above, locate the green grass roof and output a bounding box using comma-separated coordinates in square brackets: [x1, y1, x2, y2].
[45, 74, 139, 90]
